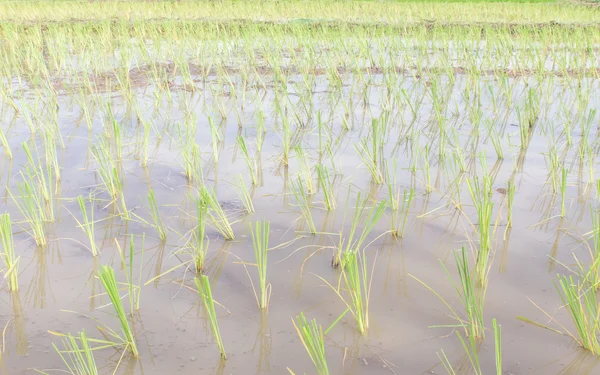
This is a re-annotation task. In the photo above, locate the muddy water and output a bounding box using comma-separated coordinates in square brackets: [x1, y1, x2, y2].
[1, 67, 600, 375]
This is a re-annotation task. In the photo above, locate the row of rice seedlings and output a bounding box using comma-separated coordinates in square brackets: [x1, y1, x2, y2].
[291, 313, 329, 375]
[234, 174, 255, 214]
[249, 220, 271, 310]
[412, 246, 487, 339]
[316, 164, 336, 210]
[195, 275, 227, 359]
[98, 265, 139, 357]
[237, 135, 258, 185]
[291, 176, 316, 234]
[147, 189, 167, 241]
[199, 186, 235, 241]
[75, 194, 99, 256]
[439, 319, 502, 375]
[0, 214, 19, 291]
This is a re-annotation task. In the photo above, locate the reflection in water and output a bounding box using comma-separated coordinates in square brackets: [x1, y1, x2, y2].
[214, 358, 227, 375]
[557, 350, 600, 375]
[11, 291, 28, 356]
[25, 244, 56, 309]
[252, 311, 272, 373]
[205, 241, 232, 284]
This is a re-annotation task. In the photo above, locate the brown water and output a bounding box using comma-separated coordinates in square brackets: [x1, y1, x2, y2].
[1, 68, 600, 375]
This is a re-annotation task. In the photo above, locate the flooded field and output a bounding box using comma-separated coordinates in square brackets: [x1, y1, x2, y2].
[1, 14, 600, 375]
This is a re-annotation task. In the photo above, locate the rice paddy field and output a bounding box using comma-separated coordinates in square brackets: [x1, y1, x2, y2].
[1, 0, 600, 374]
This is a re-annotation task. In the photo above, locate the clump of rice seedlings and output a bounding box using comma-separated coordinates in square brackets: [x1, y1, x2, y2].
[195, 275, 226, 359]
[0, 214, 19, 291]
[291, 313, 329, 375]
[181, 141, 203, 184]
[192, 198, 208, 273]
[249, 220, 270, 310]
[0, 127, 11, 158]
[10, 179, 47, 246]
[291, 176, 316, 234]
[466, 175, 494, 287]
[147, 189, 167, 241]
[75, 195, 99, 256]
[316, 164, 335, 210]
[91, 139, 122, 200]
[333, 191, 386, 267]
[98, 265, 139, 357]
[354, 118, 385, 184]
[22, 142, 54, 222]
[237, 136, 257, 185]
[199, 187, 235, 241]
[438, 318, 502, 375]
[554, 274, 600, 354]
[339, 251, 371, 335]
[411, 247, 486, 339]
[234, 174, 255, 214]
[391, 188, 415, 238]
[49, 330, 98, 375]
[91, 139, 128, 219]
[294, 146, 314, 195]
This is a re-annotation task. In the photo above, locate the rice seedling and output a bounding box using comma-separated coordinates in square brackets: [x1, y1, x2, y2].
[195, 275, 226, 359]
[199, 186, 235, 241]
[506, 180, 515, 229]
[237, 135, 257, 185]
[294, 146, 314, 195]
[249, 220, 270, 310]
[411, 247, 486, 339]
[98, 265, 139, 357]
[147, 189, 167, 241]
[316, 164, 335, 210]
[234, 174, 255, 214]
[0, 127, 11, 158]
[192, 197, 208, 273]
[75, 195, 99, 256]
[0, 214, 19, 291]
[560, 167, 567, 218]
[291, 176, 316, 234]
[333, 191, 386, 267]
[438, 318, 502, 375]
[291, 313, 329, 375]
